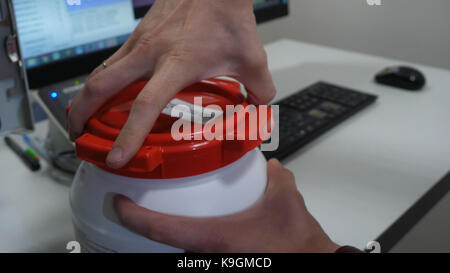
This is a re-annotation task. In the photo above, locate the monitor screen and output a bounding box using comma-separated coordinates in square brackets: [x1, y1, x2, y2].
[12, 0, 288, 88]
[132, 0, 286, 20]
[13, 0, 139, 69]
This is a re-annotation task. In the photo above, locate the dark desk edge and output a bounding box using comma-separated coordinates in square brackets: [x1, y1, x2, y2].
[376, 170, 450, 252]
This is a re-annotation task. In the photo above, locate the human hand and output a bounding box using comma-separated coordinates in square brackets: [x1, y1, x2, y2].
[68, 0, 276, 169]
[114, 159, 340, 253]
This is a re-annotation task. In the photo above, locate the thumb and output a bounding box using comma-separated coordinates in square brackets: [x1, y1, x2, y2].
[113, 195, 228, 252]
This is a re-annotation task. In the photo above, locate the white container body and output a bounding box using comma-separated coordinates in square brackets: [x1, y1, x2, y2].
[70, 148, 267, 253]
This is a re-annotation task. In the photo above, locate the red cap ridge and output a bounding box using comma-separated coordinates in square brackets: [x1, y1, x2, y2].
[74, 78, 272, 179]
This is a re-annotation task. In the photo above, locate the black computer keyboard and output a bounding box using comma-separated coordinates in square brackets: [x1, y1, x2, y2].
[263, 82, 378, 160]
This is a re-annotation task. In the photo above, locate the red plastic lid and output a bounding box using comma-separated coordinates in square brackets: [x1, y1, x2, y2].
[75, 78, 272, 179]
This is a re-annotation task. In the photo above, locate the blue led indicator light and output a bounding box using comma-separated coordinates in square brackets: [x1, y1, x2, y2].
[50, 92, 58, 99]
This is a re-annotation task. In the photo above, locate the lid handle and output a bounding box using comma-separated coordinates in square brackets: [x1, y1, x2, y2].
[76, 133, 163, 173]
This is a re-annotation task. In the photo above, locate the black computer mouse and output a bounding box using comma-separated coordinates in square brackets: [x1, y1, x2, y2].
[375, 66, 426, 91]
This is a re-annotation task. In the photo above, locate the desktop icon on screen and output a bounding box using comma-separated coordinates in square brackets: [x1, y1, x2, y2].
[52, 52, 61, 61]
[75, 46, 84, 55]
[41, 55, 49, 64]
[65, 49, 74, 57]
[27, 58, 38, 68]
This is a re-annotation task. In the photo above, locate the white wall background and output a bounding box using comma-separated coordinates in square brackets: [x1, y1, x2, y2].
[257, 0, 450, 252]
[258, 0, 450, 69]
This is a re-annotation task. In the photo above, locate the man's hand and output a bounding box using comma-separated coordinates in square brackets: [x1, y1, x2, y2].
[114, 159, 340, 253]
[68, 0, 276, 169]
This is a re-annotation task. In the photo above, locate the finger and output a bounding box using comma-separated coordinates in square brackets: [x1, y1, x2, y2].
[266, 159, 306, 207]
[266, 159, 296, 192]
[105, 42, 133, 67]
[89, 44, 132, 78]
[267, 159, 292, 182]
[106, 59, 198, 169]
[114, 195, 228, 252]
[89, 28, 145, 78]
[68, 53, 151, 140]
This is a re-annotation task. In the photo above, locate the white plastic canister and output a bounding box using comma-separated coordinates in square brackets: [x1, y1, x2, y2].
[70, 79, 272, 253]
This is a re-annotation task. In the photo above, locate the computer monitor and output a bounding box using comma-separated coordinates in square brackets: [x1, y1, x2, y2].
[11, 0, 288, 89]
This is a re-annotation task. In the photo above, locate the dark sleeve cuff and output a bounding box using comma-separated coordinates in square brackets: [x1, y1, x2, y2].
[335, 246, 365, 253]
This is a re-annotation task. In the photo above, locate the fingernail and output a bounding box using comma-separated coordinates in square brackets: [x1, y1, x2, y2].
[107, 147, 123, 168]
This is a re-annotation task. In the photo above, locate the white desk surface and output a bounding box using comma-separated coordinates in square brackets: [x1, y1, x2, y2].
[1, 39, 450, 252]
